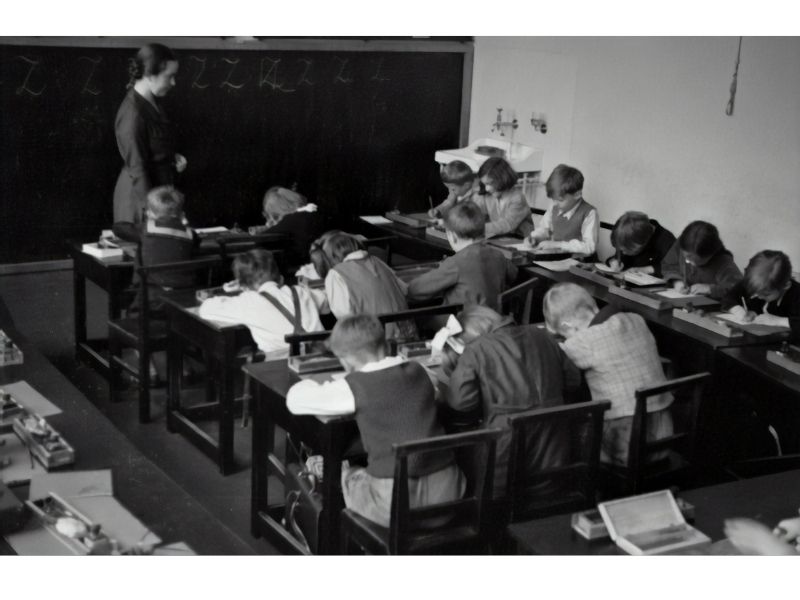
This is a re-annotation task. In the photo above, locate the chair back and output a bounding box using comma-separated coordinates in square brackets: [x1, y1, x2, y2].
[389, 428, 502, 555]
[216, 233, 288, 263]
[285, 303, 463, 356]
[497, 277, 539, 325]
[505, 400, 610, 523]
[627, 371, 710, 493]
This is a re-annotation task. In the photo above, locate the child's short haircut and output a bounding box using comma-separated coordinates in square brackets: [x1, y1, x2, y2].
[147, 185, 184, 219]
[545, 164, 584, 198]
[328, 314, 386, 363]
[744, 250, 793, 297]
[678, 220, 723, 259]
[309, 230, 365, 278]
[263, 186, 308, 220]
[444, 200, 486, 240]
[457, 305, 505, 342]
[477, 157, 517, 192]
[233, 249, 281, 289]
[611, 211, 655, 254]
[543, 282, 598, 332]
[324, 232, 363, 265]
[441, 160, 475, 186]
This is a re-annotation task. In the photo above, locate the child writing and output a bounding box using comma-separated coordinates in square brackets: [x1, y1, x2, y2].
[310, 231, 415, 339]
[198, 249, 324, 357]
[256, 186, 321, 276]
[437, 305, 581, 497]
[113, 185, 198, 300]
[407, 201, 518, 311]
[660, 220, 742, 299]
[428, 160, 478, 219]
[528, 164, 599, 257]
[286, 314, 465, 527]
[543, 282, 673, 466]
[607, 211, 676, 276]
[473, 157, 532, 238]
[721, 250, 800, 340]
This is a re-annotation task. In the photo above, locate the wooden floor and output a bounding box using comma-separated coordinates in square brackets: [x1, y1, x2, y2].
[1, 267, 280, 554]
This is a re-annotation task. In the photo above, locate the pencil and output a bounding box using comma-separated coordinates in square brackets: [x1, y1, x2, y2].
[428, 195, 434, 210]
[740, 296, 748, 311]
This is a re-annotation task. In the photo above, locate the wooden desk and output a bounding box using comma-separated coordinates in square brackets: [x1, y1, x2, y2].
[508, 468, 800, 555]
[356, 218, 454, 262]
[718, 344, 800, 454]
[246, 360, 358, 555]
[0, 314, 253, 555]
[68, 241, 134, 378]
[163, 290, 256, 475]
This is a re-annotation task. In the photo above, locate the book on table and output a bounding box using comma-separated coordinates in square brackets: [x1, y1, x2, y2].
[598, 490, 710, 555]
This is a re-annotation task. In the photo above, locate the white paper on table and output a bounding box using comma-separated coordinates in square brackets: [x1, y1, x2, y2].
[623, 272, 665, 286]
[29, 470, 114, 502]
[508, 242, 535, 251]
[154, 541, 197, 556]
[532, 258, 580, 272]
[716, 312, 751, 325]
[194, 226, 229, 234]
[0, 380, 61, 416]
[360, 215, 393, 225]
[67, 495, 162, 548]
[0, 432, 47, 485]
[594, 263, 618, 274]
[656, 289, 700, 300]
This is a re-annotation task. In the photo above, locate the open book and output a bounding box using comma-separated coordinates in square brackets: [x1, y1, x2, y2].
[598, 490, 710, 555]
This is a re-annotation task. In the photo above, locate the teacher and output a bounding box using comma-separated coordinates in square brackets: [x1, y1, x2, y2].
[113, 43, 187, 223]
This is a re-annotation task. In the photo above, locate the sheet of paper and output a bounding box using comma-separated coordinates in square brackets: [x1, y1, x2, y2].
[716, 312, 790, 331]
[0, 432, 47, 485]
[67, 495, 162, 548]
[532, 258, 580, 272]
[194, 226, 229, 234]
[28, 470, 114, 502]
[1, 380, 61, 417]
[509, 242, 535, 251]
[594, 262, 618, 274]
[656, 289, 700, 300]
[5, 519, 81, 555]
[623, 272, 665, 286]
[360, 215, 393, 225]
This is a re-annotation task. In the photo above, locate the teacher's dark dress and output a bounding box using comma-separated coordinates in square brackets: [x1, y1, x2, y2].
[113, 89, 177, 223]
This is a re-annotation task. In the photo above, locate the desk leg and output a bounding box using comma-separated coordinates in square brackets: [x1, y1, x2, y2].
[218, 356, 235, 475]
[251, 384, 274, 538]
[166, 330, 182, 433]
[73, 262, 87, 355]
[320, 426, 345, 555]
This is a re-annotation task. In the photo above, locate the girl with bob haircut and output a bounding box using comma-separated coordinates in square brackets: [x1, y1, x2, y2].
[259, 186, 321, 277]
[473, 157, 533, 238]
[661, 220, 742, 299]
[608, 211, 675, 276]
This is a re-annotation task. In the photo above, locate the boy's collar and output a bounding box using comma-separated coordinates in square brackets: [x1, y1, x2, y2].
[357, 355, 405, 373]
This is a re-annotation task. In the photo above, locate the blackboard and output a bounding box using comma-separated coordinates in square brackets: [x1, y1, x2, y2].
[0, 39, 470, 263]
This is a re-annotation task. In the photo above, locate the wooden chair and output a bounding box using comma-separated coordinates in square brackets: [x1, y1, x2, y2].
[497, 277, 539, 325]
[340, 428, 502, 555]
[108, 256, 224, 423]
[284, 303, 464, 356]
[601, 372, 711, 496]
[504, 400, 611, 524]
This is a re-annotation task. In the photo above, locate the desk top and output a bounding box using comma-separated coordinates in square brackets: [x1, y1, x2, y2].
[509, 468, 800, 555]
[0, 316, 253, 555]
[719, 344, 800, 396]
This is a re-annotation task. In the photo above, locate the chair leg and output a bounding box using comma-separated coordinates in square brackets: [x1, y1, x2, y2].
[240, 372, 252, 429]
[138, 346, 151, 423]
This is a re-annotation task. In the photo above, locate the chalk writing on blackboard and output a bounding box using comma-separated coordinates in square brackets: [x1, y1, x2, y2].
[15, 56, 45, 97]
[220, 57, 246, 90]
[258, 58, 295, 93]
[333, 57, 354, 84]
[297, 59, 314, 87]
[371, 58, 390, 82]
[79, 56, 102, 96]
[189, 56, 210, 89]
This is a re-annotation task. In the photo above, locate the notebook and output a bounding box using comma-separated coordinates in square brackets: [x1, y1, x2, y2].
[598, 490, 710, 555]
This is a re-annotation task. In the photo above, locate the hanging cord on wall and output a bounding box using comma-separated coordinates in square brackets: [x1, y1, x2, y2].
[725, 36, 743, 116]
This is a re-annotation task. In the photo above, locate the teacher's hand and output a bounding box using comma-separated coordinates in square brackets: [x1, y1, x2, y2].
[175, 153, 188, 173]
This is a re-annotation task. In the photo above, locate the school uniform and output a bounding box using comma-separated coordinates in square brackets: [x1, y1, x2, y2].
[560, 307, 673, 466]
[530, 198, 599, 256]
[473, 187, 533, 238]
[447, 318, 582, 496]
[660, 242, 743, 300]
[287, 356, 465, 527]
[406, 241, 518, 311]
[198, 281, 324, 356]
[325, 250, 415, 339]
[722, 278, 800, 341]
[609, 218, 676, 276]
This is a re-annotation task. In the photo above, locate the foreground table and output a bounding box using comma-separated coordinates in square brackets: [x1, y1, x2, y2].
[509, 468, 800, 555]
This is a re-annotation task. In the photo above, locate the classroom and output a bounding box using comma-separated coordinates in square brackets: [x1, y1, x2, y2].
[1, 19, 799, 582]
